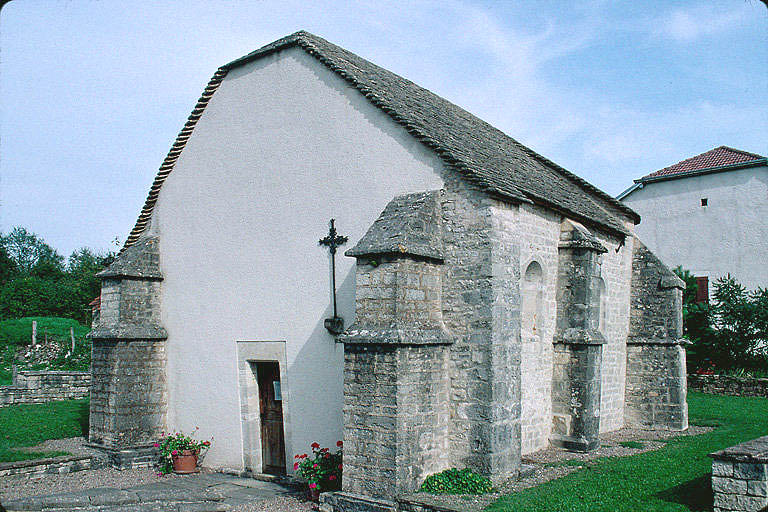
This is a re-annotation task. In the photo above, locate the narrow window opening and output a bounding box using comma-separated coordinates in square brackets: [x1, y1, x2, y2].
[701, 198, 708, 207]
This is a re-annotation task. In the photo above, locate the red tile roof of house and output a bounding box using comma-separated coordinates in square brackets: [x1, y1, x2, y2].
[640, 146, 765, 181]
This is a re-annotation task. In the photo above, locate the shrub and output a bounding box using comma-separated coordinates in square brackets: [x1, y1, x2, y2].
[294, 441, 343, 493]
[674, 268, 768, 373]
[420, 468, 493, 495]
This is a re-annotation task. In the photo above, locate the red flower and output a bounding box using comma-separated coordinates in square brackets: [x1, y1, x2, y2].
[203, 441, 211, 446]
[293, 462, 299, 470]
[153, 443, 159, 448]
[309, 483, 317, 489]
[313, 463, 319, 468]
[311, 442, 320, 449]
[324, 453, 330, 459]
[337, 440, 343, 447]
[329, 475, 336, 481]
[338, 464, 343, 470]
[295, 454, 300, 459]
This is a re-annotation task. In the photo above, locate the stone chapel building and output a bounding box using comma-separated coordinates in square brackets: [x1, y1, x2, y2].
[89, 31, 688, 499]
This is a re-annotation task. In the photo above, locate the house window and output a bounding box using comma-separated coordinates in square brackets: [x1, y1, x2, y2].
[701, 198, 708, 207]
[695, 276, 709, 304]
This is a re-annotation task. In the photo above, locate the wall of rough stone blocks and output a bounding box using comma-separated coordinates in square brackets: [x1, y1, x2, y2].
[688, 375, 768, 398]
[89, 340, 167, 448]
[512, 203, 560, 455]
[711, 458, 768, 511]
[343, 345, 398, 498]
[625, 239, 688, 431]
[591, 228, 634, 433]
[0, 370, 90, 407]
[439, 175, 521, 478]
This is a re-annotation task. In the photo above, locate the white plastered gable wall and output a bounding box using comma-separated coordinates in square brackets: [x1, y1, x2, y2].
[146, 46, 445, 470]
[622, 165, 768, 292]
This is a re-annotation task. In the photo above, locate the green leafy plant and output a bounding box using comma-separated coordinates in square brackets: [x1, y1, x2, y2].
[155, 428, 211, 475]
[294, 441, 343, 493]
[420, 468, 493, 495]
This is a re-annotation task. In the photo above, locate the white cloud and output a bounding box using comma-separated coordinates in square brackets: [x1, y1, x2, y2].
[653, 4, 748, 43]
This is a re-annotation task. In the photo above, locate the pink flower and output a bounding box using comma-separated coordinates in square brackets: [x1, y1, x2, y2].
[329, 475, 336, 481]
[293, 462, 299, 470]
[313, 463, 318, 468]
[153, 443, 159, 448]
[309, 483, 317, 489]
[172, 450, 178, 456]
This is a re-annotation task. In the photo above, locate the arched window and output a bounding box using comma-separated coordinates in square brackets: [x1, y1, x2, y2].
[521, 261, 543, 339]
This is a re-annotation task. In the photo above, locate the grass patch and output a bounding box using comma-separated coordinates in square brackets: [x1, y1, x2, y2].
[488, 392, 768, 512]
[0, 398, 89, 463]
[618, 441, 645, 449]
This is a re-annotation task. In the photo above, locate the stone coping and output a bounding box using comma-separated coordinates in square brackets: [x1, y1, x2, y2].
[709, 436, 768, 464]
[0, 455, 92, 471]
[2, 485, 224, 511]
[12, 370, 90, 377]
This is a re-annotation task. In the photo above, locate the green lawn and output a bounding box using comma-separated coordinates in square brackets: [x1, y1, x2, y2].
[488, 392, 768, 512]
[0, 398, 89, 463]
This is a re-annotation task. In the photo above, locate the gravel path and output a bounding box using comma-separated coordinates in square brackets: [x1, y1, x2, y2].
[230, 496, 316, 511]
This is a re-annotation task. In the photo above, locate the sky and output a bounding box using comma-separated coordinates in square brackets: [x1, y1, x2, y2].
[1, 0, 766, 256]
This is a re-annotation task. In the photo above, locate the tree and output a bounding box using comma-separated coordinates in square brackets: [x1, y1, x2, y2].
[0, 227, 64, 274]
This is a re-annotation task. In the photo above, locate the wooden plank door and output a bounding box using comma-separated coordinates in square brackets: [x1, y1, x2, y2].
[257, 361, 285, 475]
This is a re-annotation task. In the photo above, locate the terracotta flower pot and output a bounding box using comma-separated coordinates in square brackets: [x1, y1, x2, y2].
[171, 449, 199, 474]
[308, 487, 321, 502]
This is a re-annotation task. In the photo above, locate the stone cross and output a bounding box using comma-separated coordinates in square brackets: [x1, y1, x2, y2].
[319, 219, 348, 334]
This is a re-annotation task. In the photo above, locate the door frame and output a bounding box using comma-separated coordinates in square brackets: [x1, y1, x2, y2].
[236, 341, 292, 476]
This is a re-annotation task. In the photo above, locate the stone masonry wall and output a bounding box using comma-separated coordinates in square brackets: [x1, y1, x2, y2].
[710, 436, 768, 512]
[625, 238, 688, 431]
[688, 375, 768, 398]
[592, 228, 634, 433]
[343, 345, 398, 498]
[516, 203, 559, 455]
[440, 176, 518, 478]
[89, 340, 167, 448]
[0, 370, 90, 407]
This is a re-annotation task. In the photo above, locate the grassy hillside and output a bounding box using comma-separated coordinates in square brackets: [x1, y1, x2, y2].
[0, 317, 90, 385]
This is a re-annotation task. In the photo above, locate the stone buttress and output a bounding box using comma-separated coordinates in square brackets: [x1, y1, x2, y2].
[338, 191, 454, 498]
[625, 238, 688, 430]
[88, 236, 168, 468]
[551, 220, 607, 452]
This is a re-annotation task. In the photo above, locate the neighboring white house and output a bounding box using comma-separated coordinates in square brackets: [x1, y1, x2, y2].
[619, 146, 768, 295]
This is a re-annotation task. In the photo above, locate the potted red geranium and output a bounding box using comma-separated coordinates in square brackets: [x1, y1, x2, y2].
[294, 440, 343, 501]
[155, 428, 212, 475]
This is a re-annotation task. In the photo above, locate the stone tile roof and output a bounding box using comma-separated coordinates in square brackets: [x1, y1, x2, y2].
[346, 190, 444, 261]
[98, 236, 162, 280]
[640, 146, 766, 182]
[124, 31, 638, 250]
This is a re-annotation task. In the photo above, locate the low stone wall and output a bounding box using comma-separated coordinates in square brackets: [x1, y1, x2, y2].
[320, 492, 462, 512]
[0, 370, 90, 407]
[0, 455, 100, 478]
[710, 436, 768, 511]
[688, 375, 768, 398]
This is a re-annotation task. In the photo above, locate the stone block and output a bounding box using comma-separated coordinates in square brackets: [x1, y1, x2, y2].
[748, 479, 768, 497]
[735, 463, 768, 480]
[712, 476, 747, 495]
